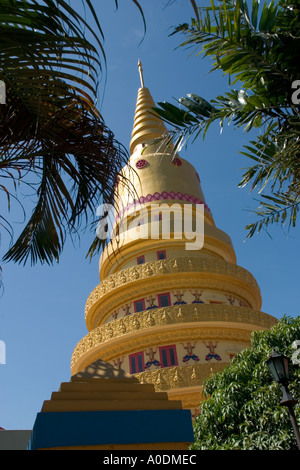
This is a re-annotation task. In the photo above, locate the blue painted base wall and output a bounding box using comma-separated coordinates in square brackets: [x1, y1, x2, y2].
[28, 409, 194, 450]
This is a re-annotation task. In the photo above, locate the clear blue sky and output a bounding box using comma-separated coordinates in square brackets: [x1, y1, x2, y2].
[1, 0, 299, 430]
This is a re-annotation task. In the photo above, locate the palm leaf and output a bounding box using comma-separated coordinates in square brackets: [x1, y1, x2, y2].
[0, 0, 135, 265]
[157, 0, 300, 237]
[0, 0, 229, 266]
[244, 193, 300, 239]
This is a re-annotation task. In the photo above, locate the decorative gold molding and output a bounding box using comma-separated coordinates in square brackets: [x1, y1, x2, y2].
[136, 363, 230, 413]
[99, 217, 236, 279]
[136, 362, 228, 391]
[85, 257, 262, 329]
[167, 390, 204, 412]
[71, 304, 277, 373]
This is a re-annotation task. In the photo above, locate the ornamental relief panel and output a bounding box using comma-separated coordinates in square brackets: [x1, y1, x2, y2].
[85, 257, 261, 324]
[136, 362, 228, 391]
[71, 303, 277, 372]
[104, 289, 250, 324]
[107, 339, 247, 382]
[91, 278, 258, 328]
[71, 326, 251, 374]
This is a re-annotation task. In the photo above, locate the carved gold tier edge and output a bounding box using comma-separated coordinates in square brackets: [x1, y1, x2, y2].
[85, 257, 263, 329]
[135, 361, 227, 392]
[135, 362, 229, 412]
[71, 304, 277, 373]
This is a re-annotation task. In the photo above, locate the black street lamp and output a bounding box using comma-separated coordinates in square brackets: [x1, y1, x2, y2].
[266, 350, 300, 450]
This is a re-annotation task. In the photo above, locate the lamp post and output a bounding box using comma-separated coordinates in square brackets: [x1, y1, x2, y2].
[266, 350, 300, 450]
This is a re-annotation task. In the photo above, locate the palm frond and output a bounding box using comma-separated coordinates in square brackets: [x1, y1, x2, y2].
[156, 0, 300, 237]
[0, 0, 137, 265]
[244, 192, 300, 239]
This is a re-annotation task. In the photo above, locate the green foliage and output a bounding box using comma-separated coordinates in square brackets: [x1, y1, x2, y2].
[0, 0, 147, 265]
[155, 0, 300, 238]
[0, 0, 203, 266]
[191, 316, 300, 450]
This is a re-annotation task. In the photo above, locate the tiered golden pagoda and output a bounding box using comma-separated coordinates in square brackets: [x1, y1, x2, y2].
[71, 62, 277, 416]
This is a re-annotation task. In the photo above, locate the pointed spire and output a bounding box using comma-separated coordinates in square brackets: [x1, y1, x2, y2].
[138, 59, 144, 88]
[130, 60, 168, 155]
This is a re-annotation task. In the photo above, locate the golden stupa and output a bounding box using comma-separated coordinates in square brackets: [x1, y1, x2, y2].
[70, 62, 277, 417]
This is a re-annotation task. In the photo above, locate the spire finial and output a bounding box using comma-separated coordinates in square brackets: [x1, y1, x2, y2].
[138, 59, 144, 88]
